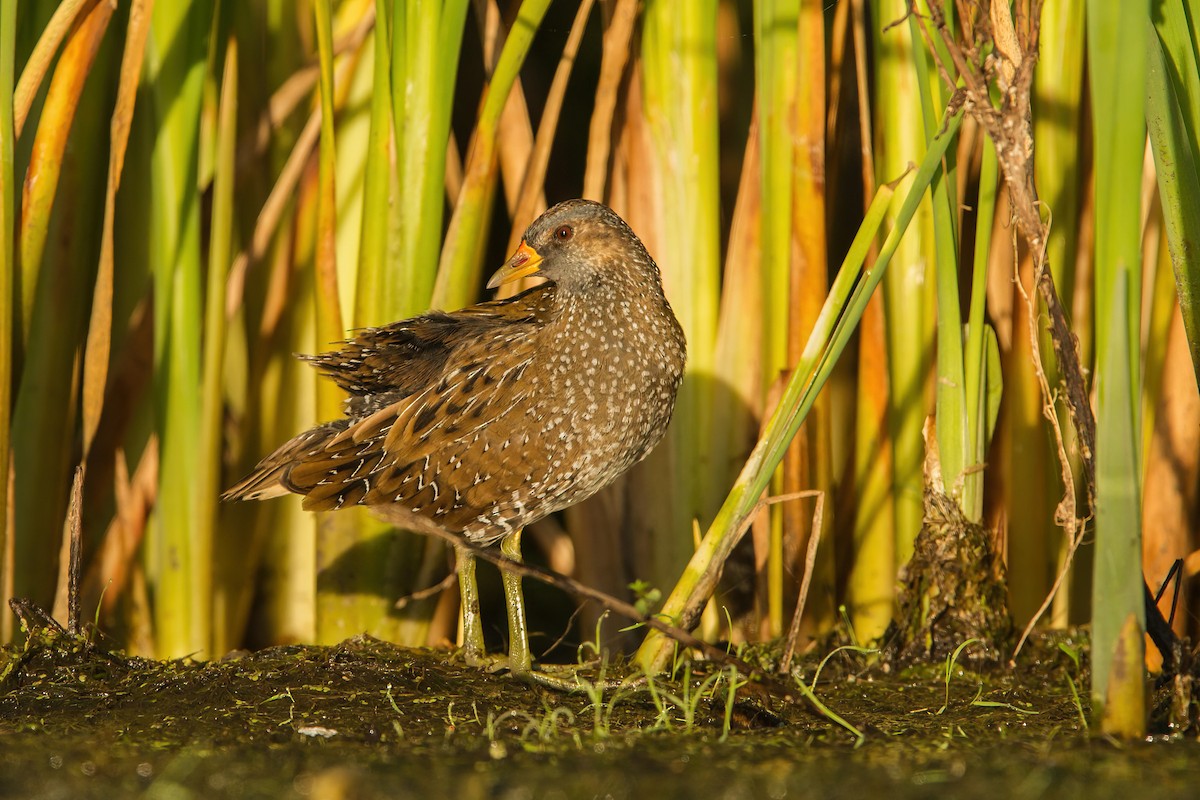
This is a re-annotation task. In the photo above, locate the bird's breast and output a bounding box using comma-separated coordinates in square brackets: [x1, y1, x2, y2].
[447, 287, 684, 541]
[515, 295, 684, 501]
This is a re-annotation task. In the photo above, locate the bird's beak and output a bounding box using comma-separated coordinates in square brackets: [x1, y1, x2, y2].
[487, 240, 544, 289]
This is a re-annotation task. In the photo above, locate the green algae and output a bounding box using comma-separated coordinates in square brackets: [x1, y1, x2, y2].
[2, 628, 1199, 799]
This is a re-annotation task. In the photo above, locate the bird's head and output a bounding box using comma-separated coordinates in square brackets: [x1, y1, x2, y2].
[487, 200, 658, 294]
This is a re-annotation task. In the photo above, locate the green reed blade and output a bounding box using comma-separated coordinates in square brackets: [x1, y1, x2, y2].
[640, 0, 723, 600]
[199, 36, 238, 654]
[146, 0, 210, 659]
[1148, 1, 1200, 387]
[0, 0, 15, 641]
[354, 2, 393, 327]
[1087, 0, 1147, 735]
[394, 0, 470, 316]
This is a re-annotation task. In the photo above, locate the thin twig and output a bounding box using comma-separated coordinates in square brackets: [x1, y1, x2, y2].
[1010, 226, 1084, 661]
[393, 571, 459, 610]
[9, 598, 66, 635]
[781, 492, 826, 673]
[52, 466, 85, 633]
[539, 601, 588, 660]
[68, 466, 84, 636]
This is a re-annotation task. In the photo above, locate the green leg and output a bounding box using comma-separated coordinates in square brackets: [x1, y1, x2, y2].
[499, 529, 532, 676]
[455, 544, 486, 665]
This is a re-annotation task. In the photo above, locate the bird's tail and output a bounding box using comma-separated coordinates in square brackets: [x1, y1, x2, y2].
[220, 464, 293, 502]
[221, 421, 347, 503]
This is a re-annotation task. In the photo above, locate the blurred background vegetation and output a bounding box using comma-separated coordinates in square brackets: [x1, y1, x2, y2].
[1, 0, 1198, 734]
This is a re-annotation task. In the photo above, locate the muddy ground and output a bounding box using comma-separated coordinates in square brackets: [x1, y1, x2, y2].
[2, 627, 1199, 799]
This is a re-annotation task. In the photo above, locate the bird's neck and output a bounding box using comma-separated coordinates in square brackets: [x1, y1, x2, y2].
[554, 276, 664, 332]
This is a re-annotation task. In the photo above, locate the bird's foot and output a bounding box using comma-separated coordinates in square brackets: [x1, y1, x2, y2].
[456, 648, 536, 678]
[521, 661, 645, 693]
[456, 648, 639, 693]
[453, 650, 587, 691]
[457, 648, 512, 673]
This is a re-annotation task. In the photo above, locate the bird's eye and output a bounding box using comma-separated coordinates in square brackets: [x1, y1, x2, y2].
[554, 225, 574, 241]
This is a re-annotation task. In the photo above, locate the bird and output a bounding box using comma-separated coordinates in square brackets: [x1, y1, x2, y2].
[223, 199, 687, 678]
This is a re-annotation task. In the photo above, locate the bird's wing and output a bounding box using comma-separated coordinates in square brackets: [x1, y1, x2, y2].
[300, 285, 555, 403]
[282, 329, 544, 530]
[223, 287, 555, 525]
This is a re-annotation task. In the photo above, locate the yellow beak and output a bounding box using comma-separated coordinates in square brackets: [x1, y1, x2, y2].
[486, 240, 544, 289]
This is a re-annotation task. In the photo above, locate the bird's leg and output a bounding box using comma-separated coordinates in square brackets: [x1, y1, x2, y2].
[453, 533, 615, 692]
[499, 528, 532, 676]
[454, 543, 487, 665]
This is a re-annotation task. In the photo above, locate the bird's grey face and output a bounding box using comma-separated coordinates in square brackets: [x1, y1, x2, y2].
[486, 200, 653, 293]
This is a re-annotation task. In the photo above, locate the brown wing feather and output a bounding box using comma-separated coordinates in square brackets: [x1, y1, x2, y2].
[224, 287, 554, 509]
[301, 285, 554, 407]
[292, 338, 540, 528]
[364, 358, 537, 503]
